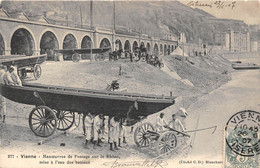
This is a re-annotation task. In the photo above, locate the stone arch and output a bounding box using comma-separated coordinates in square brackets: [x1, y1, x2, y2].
[0, 33, 5, 55]
[11, 28, 35, 56]
[146, 42, 151, 53]
[62, 33, 78, 60]
[132, 41, 138, 52]
[124, 40, 131, 52]
[154, 43, 159, 55]
[40, 31, 59, 60]
[115, 39, 122, 51]
[81, 35, 92, 60]
[164, 44, 167, 56]
[99, 38, 111, 48]
[140, 41, 145, 48]
[160, 44, 163, 54]
[81, 35, 92, 48]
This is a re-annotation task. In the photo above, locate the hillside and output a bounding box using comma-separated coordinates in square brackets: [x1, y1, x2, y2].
[1, 0, 249, 44]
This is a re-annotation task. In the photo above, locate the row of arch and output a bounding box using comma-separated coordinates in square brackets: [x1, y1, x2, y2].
[0, 28, 177, 60]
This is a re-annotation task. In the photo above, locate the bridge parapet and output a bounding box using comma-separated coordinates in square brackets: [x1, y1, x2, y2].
[95, 27, 113, 35]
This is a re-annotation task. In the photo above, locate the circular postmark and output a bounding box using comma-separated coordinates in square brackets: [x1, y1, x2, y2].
[225, 110, 260, 157]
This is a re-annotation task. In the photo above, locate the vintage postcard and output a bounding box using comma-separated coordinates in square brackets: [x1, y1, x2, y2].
[0, 0, 259, 168]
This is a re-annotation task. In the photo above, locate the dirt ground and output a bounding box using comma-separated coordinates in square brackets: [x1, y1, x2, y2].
[0, 54, 233, 167]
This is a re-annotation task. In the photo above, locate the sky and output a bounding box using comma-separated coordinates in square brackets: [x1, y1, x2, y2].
[179, 0, 260, 25]
[0, 0, 259, 25]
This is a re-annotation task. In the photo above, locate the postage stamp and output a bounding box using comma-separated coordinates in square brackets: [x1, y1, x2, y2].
[224, 110, 260, 168]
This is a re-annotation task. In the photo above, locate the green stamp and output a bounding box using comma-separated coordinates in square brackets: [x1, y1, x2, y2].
[224, 110, 260, 168]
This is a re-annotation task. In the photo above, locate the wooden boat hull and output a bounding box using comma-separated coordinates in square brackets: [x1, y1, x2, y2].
[0, 54, 47, 68]
[0, 83, 175, 119]
[232, 64, 260, 70]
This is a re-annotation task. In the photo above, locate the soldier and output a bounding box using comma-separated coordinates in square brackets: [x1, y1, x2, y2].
[0, 65, 7, 122]
[118, 119, 127, 147]
[168, 114, 185, 132]
[93, 113, 104, 149]
[83, 113, 93, 149]
[109, 116, 120, 151]
[156, 112, 168, 132]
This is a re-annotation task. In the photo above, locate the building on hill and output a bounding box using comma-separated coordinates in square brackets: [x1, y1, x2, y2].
[214, 30, 250, 52]
[249, 24, 260, 52]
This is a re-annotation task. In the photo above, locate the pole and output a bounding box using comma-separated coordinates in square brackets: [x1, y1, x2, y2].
[90, 0, 94, 28]
[80, 6, 83, 28]
[113, 0, 116, 30]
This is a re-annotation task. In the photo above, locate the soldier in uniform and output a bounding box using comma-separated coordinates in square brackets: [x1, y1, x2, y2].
[118, 119, 127, 147]
[0, 65, 7, 122]
[93, 113, 104, 149]
[109, 116, 120, 151]
[83, 113, 93, 149]
[156, 112, 168, 132]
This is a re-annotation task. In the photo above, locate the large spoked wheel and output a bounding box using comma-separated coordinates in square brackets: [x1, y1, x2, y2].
[156, 131, 177, 156]
[72, 53, 81, 62]
[29, 106, 57, 137]
[33, 64, 42, 80]
[53, 110, 75, 131]
[134, 122, 155, 147]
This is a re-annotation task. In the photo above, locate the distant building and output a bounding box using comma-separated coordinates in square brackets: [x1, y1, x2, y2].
[249, 24, 260, 52]
[179, 33, 186, 43]
[214, 30, 250, 52]
[164, 33, 178, 41]
[250, 41, 258, 52]
[214, 33, 229, 50]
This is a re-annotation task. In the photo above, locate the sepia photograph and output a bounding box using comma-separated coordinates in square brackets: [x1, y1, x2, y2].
[0, 0, 259, 167]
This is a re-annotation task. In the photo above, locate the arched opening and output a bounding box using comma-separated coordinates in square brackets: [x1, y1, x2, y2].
[99, 38, 111, 48]
[11, 28, 35, 56]
[154, 44, 159, 55]
[40, 31, 59, 60]
[168, 45, 171, 55]
[63, 34, 77, 60]
[115, 39, 122, 51]
[171, 45, 174, 52]
[164, 44, 167, 56]
[146, 43, 151, 53]
[140, 42, 145, 49]
[0, 34, 5, 55]
[124, 40, 131, 52]
[132, 41, 138, 52]
[160, 44, 163, 54]
[81, 35, 92, 60]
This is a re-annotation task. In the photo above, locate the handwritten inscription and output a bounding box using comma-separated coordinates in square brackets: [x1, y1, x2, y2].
[187, 1, 236, 9]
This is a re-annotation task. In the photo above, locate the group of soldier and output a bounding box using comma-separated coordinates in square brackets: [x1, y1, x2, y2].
[0, 64, 22, 123]
[82, 107, 188, 151]
[82, 113, 127, 151]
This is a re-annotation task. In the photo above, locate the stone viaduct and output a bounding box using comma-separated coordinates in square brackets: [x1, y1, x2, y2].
[0, 12, 178, 60]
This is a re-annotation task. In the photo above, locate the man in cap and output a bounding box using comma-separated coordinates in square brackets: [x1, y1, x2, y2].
[109, 116, 120, 151]
[168, 108, 188, 132]
[0, 65, 7, 122]
[93, 113, 104, 149]
[10, 65, 22, 86]
[156, 112, 168, 132]
[83, 113, 93, 149]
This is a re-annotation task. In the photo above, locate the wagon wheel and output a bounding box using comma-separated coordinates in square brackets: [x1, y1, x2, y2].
[72, 53, 81, 62]
[29, 106, 57, 137]
[33, 64, 42, 80]
[100, 54, 105, 61]
[134, 122, 155, 147]
[53, 110, 75, 131]
[156, 131, 177, 156]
